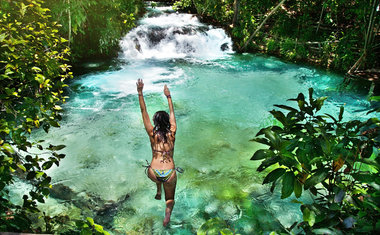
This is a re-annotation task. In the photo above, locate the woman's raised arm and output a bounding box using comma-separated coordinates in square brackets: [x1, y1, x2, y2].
[137, 79, 154, 136]
[164, 85, 176, 134]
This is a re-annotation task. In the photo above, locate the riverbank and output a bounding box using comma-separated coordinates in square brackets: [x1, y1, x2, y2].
[172, 0, 380, 96]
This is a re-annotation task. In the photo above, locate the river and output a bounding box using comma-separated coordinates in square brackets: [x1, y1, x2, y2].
[17, 3, 375, 234]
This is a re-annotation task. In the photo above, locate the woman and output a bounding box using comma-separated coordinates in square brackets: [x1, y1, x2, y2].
[136, 78, 177, 227]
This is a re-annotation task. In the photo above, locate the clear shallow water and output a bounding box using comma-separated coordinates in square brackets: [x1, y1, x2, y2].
[23, 4, 376, 235]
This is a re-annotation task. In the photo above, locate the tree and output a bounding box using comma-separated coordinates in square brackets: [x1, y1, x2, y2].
[44, 0, 144, 61]
[0, 0, 71, 231]
[251, 88, 380, 233]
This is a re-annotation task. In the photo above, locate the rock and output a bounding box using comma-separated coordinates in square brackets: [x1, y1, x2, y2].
[50, 183, 76, 201]
[221, 43, 229, 51]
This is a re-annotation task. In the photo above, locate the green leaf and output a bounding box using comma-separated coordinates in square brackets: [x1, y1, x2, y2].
[369, 96, 380, 102]
[94, 224, 104, 232]
[338, 106, 344, 121]
[47, 144, 66, 151]
[86, 217, 95, 226]
[315, 97, 328, 111]
[281, 172, 295, 199]
[302, 207, 315, 226]
[304, 169, 329, 189]
[308, 87, 314, 104]
[26, 171, 36, 180]
[263, 168, 286, 184]
[351, 173, 376, 183]
[80, 228, 92, 235]
[270, 110, 286, 125]
[220, 229, 233, 235]
[17, 164, 26, 172]
[263, 128, 281, 149]
[251, 149, 273, 160]
[356, 158, 380, 170]
[0, 33, 7, 42]
[274, 104, 298, 113]
[1, 143, 15, 153]
[250, 137, 270, 145]
[294, 180, 302, 198]
[42, 161, 53, 170]
[257, 157, 278, 172]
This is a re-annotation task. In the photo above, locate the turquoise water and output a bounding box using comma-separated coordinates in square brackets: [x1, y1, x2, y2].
[25, 5, 376, 235]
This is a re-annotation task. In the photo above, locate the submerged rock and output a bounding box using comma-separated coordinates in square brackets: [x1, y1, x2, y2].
[50, 183, 76, 201]
[49, 183, 130, 229]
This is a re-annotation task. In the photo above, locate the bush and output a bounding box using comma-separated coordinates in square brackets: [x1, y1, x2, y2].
[251, 88, 380, 233]
[0, 0, 71, 231]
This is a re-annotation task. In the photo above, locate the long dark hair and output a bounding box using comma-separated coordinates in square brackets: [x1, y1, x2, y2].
[153, 111, 171, 143]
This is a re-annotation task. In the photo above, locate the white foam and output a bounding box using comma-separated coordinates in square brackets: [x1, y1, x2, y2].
[119, 10, 233, 60]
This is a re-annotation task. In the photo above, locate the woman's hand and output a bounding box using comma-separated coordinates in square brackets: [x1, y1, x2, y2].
[136, 78, 144, 93]
[164, 85, 170, 97]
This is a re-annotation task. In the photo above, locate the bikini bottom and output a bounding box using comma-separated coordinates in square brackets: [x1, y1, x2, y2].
[152, 168, 174, 182]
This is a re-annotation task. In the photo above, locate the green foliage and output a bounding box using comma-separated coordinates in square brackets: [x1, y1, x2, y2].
[0, 0, 71, 231]
[197, 217, 238, 235]
[251, 88, 380, 233]
[45, 0, 145, 60]
[266, 39, 279, 54]
[75, 217, 110, 235]
[280, 38, 296, 60]
[174, 0, 379, 72]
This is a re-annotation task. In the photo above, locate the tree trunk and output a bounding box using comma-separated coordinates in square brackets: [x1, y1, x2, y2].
[241, 0, 287, 51]
[68, 0, 71, 48]
[347, 0, 378, 74]
[316, 2, 325, 34]
[232, 0, 240, 27]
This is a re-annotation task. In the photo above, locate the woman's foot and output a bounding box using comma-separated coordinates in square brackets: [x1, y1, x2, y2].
[163, 211, 171, 226]
[155, 193, 161, 200]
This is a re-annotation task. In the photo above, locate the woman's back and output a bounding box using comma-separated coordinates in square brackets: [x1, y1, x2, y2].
[150, 131, 175, 169]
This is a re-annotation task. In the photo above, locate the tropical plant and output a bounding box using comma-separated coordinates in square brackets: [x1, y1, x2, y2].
[251, 88, 380, 233]
[0, 0, 71, 231]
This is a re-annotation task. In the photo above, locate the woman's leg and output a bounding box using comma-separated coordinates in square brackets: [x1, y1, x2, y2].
[147, 168, 162, 199]
[155, 182, 162, 200]
[163, 172, 177, 226]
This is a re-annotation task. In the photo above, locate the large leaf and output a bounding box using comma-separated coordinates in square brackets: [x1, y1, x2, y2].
[294, 179, 302, 198]
[281, 172, 295, 199]
[304, 169, 329, 189]
[270, 110, 287, 125]
[263, 128, 282, 149]
[263, 168, 286, 184]
[257, 157, 279, 172]
[250, 137, 270, 146]
[351, 173, 377, 183]
[302, 207, 316, 226]
[251, 149, 273, 160]
[315, 97, 328, 111]
[338, 106, 344, 122]
[274, 104, 298, 113]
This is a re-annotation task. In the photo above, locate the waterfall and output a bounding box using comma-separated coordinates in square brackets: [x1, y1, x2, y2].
[119, 6, 233, 60]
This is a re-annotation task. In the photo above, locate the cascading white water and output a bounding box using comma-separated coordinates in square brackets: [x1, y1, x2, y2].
[119, 6, 233, 60]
